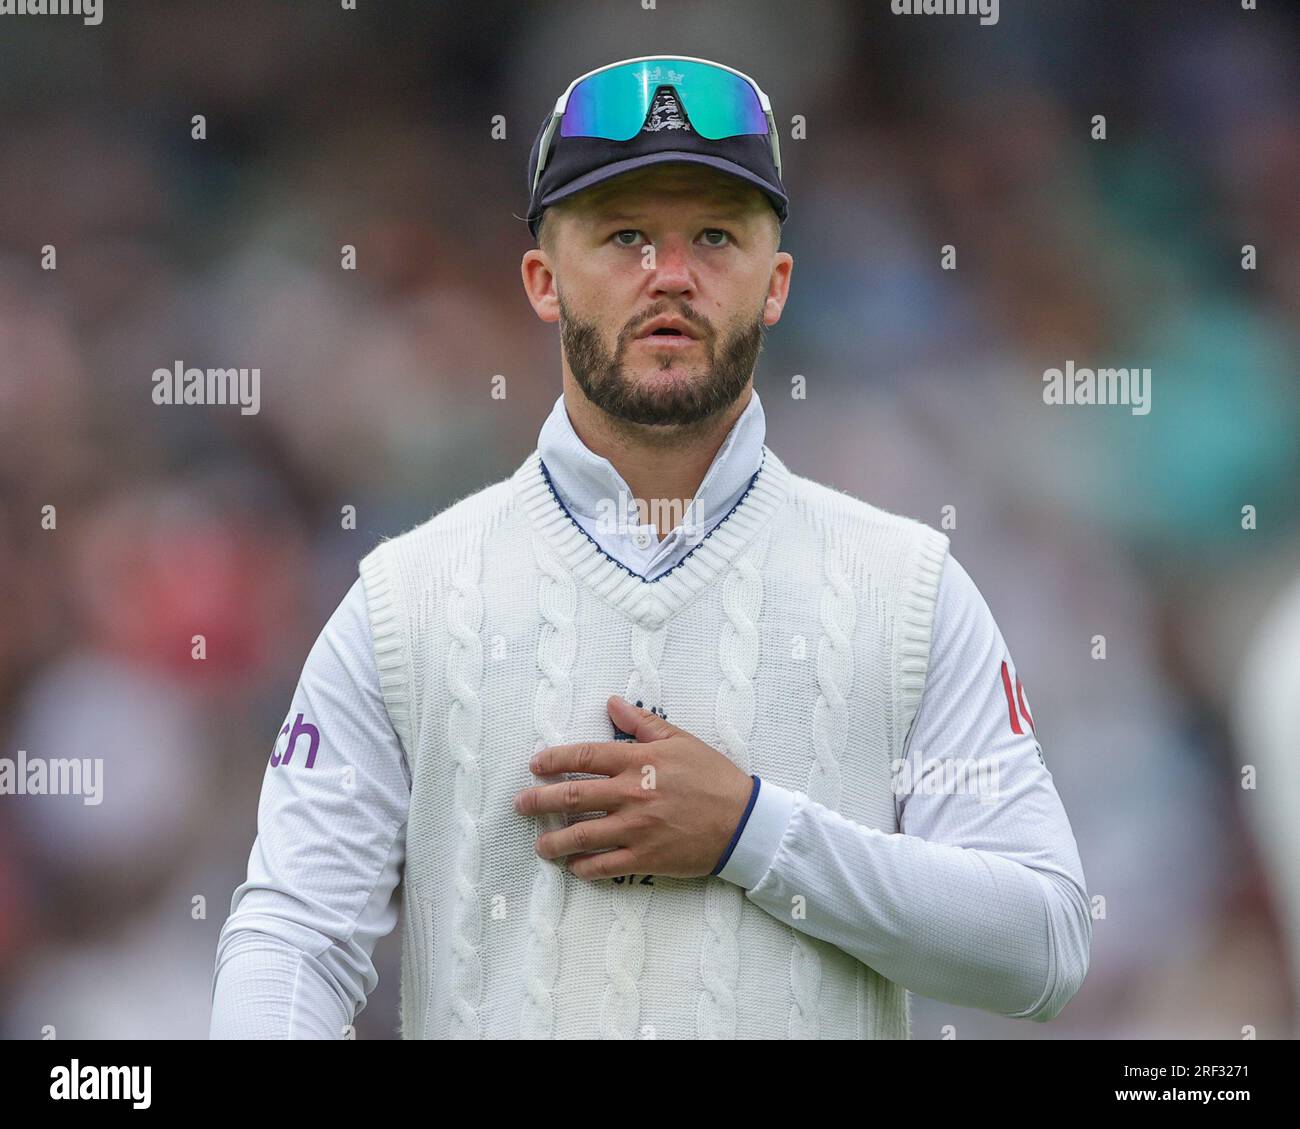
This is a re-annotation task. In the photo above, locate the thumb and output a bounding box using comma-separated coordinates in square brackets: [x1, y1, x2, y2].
[608, 695, 674, 742]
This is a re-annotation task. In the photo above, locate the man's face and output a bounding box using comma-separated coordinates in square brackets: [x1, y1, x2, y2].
[530, 164, 791, 431]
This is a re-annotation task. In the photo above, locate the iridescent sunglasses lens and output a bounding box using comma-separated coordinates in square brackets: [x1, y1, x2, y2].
[560, 58, 768, 142]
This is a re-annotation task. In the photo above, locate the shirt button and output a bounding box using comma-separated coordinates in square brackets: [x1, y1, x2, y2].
[634, 531, 652, 550]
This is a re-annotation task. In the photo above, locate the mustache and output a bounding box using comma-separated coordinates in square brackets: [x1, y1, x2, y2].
[624, 305, 711, 341]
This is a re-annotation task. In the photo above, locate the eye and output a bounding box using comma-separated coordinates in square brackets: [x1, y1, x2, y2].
[700, 229, 732, 247]
[612, 230, 643, 247]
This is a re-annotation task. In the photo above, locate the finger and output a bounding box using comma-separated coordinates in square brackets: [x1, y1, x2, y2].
[566, 848, 639, 881]
[606, 695, 675, 742]
[531, 739, 629, 777]
[515, 774, 624, 816]
[534, 814, 628, 861]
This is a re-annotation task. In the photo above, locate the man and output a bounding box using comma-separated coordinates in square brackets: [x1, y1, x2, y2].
[210, 55, 1090, 1040]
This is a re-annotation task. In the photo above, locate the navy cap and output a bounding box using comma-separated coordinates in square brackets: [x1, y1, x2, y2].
[525, 85, 789, 240]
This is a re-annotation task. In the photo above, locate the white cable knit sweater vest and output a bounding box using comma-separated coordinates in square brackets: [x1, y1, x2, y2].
[358, 444, 948, 1040]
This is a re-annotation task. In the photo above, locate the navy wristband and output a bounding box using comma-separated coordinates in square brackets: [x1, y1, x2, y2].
[710, 774, 761, 877]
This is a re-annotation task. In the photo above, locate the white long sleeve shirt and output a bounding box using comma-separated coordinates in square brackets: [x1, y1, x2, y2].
[209, 388, 1090, 1038]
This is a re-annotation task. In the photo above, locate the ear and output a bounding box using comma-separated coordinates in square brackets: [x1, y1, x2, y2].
[763, 251, 794, 327]
[521, 248, 560, 325]
[606, 695, 674, 742]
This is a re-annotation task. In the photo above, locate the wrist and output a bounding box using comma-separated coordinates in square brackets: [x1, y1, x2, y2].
[710, 773, 761, 878]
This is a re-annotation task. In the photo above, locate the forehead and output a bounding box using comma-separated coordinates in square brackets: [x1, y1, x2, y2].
[572, 163, 764, 217]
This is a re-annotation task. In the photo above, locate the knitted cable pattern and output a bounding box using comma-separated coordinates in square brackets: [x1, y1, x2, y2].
[788, 529, 857, 1039]
[366, 452, 935, 1040]
[445, 535, 486, 1039]
[697, 527, 772, 1039]
[518, 529, 578, 1038]
[598, 624, 664, 1038]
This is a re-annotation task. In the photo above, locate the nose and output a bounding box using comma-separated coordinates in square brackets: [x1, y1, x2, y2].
[645, 238, 696, 301]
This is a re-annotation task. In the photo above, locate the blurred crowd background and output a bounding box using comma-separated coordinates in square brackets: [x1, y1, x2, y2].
[1, 0, 1297, 1039]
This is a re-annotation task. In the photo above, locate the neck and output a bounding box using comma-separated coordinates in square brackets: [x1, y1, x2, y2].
[561, 376, 753, 541]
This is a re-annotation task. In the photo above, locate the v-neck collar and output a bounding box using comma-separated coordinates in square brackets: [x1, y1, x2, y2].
[512, 443, 792, 628]
[536, 389, 767, 580]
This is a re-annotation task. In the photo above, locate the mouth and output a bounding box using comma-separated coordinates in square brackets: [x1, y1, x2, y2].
[636, 317, 700, 341]
[635, 332, 698, 349]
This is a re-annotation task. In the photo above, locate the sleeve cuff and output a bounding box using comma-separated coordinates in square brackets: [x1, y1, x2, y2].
[715, 777, 798, 890]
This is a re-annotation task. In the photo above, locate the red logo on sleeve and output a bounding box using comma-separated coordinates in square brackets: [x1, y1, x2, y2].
[1000, 660, 1044, 764]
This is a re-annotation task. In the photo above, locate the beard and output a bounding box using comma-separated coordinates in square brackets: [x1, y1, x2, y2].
[559, 292, 765, 430]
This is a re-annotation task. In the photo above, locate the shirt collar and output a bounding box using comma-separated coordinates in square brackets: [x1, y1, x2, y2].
[536, 388, 766, 536]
